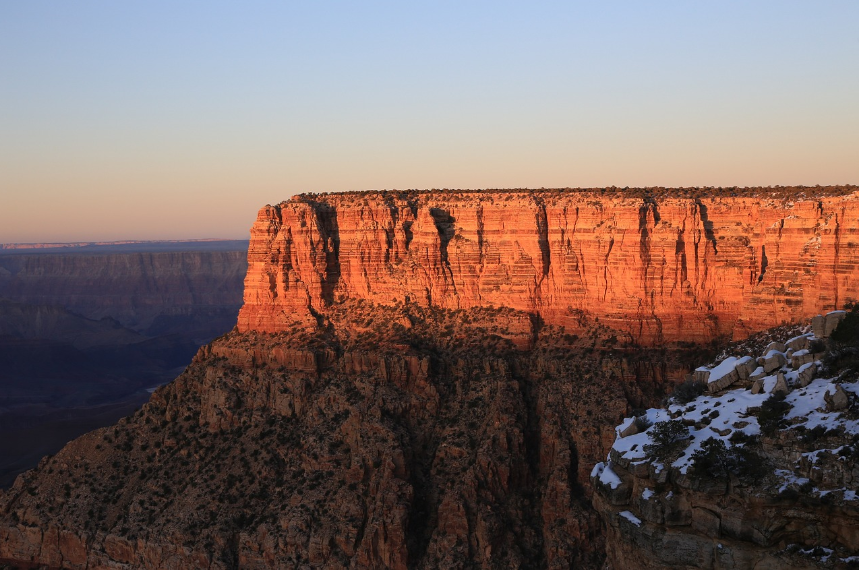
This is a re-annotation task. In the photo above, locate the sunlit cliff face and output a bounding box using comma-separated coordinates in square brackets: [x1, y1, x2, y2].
[237, 189, 859, 345]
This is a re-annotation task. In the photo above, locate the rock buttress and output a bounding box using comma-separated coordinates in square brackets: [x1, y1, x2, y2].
[236, 190, 859, 345]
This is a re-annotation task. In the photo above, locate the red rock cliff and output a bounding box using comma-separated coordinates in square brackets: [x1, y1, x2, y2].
[237, 189, 859, 344]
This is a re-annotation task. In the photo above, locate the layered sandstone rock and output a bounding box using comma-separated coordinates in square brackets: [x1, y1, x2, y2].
[237, 188, 859, 345]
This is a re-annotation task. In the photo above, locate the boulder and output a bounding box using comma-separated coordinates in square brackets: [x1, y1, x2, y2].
[812, 315, 826, 338]
[761, 351, 786, 374]
[790, 349, 813, 369]
[824, 385, 849, 411]
[765, 341, 787, 353]
[692, 369, 710, 384]
[751, 379, 764, 394]
[771, 373, 789, 395]
[825, 311, 847, 337]
[797, 363, 817, 387]
[734, 356, 757, 381]
[785, 334, 810, 351]
[708, 369, 739, 393]
[619, 419, 639, 438]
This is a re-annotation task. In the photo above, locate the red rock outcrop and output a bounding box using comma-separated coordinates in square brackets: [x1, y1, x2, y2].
[237, 189, 859, 345]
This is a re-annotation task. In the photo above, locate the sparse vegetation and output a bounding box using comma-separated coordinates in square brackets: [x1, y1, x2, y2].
[644, 420, 690, 463]
[755, 393, 791, 436]
[689, 437, 769, 483]
[824, 304, 859, 375]
[670, 378, 707, 405]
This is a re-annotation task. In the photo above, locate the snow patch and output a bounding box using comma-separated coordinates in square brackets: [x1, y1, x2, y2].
[619, 510, 642, 526]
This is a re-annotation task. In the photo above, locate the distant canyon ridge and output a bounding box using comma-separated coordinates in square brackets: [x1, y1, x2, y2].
[2, 188, 859, 569]
[238, 187, 859, 345]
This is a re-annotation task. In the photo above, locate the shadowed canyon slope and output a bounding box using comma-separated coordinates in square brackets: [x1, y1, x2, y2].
[238, 188, 859, 344]
[0, 243, 248, 488]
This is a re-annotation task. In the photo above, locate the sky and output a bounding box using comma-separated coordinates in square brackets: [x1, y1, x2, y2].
[1, 1, 858, 243]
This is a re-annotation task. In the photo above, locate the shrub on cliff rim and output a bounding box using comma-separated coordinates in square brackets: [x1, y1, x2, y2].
[689, 437, 769, 483]
[824, 304, 859, 374]
[644, 420, 690, 463]
[756, 392, 791, 436]
[670, 378, 707, 405]
[633, 414, 653, 432]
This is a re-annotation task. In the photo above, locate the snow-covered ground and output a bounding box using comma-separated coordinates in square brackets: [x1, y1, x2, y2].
[595, 311, 858, 493]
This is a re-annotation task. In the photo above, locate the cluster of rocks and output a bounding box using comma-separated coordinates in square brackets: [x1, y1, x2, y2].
[693, 310, 846, 398]
[591, 311, 859, 569]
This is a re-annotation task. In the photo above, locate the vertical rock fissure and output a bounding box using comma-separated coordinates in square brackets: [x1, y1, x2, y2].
[638, 199, 659, 295]
[429, 208, 457, 294]
[315, 203, 341, 305]
[535, 199, 551, 279]
[758, 245, 768, 284]
[476, 205, 485, 271]
[674, 227, 687, 293]
[694, 199, 718, 256]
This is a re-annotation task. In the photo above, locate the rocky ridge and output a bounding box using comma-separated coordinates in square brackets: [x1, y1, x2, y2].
[0, 299, 702, 569]
[237, 187, 859, 345]
[2, 187, 858, 569]
[592, 308, 859, 569]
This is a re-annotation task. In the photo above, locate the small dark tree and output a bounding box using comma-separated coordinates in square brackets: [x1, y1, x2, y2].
[644, 420, 691, 463]
[690, 437, 769, 483]
[825, 305, 859, 373]
[671, 378, 707, 405]
[756, 392, 791, 436]
[633, 414, 653, 432]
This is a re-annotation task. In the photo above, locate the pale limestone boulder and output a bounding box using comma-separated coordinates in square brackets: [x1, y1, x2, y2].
[786, 334, 811, 351]
[812, 315, 826, 338]
[749, 366, 766, 382]
[761, 351, 786, 374]
[765, 341, 787, 353]
[692, 369, 710, 384]
[790, 349, 813, 369]
[734, 356, 757, 380]
[772, 373, 789, 395]
[825, 385, 849, 411]
[797, 362, 817, 387]
[619, 419, 639, 438]
[825, 310, 847, 337]
[707, 369, 739, 393]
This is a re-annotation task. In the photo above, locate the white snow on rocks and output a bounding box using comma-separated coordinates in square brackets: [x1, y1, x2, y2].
[619, 510, 642, 526]
[605, 312, 858, 476]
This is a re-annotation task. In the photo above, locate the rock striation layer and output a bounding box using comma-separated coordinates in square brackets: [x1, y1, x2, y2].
[237, 188, 859, 345]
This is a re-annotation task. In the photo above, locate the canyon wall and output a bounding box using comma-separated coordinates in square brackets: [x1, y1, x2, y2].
[0, 249, 247, 338]
[237, 189, 859, 344]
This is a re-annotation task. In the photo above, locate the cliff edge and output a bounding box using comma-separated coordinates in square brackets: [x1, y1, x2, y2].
[237, 187, 859, 345]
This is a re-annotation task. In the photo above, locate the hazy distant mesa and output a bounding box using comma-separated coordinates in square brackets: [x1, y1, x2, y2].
[0, 239, 249, 255]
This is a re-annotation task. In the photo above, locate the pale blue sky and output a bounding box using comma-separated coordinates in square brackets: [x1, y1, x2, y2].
[1, 1, 857, 242]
